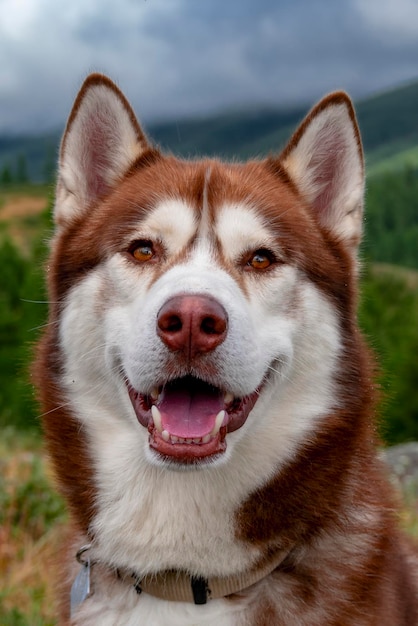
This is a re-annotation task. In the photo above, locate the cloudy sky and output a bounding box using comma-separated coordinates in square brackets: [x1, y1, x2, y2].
[1, 0, 418, 135]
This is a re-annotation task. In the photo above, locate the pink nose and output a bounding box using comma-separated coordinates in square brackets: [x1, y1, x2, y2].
[157, 295, 228, 358]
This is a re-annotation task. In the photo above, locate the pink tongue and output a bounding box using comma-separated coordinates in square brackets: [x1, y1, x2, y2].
[158, 382, 224, 438]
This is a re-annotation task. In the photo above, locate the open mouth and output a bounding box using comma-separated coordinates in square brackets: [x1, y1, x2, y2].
[127, 375, 260, 464]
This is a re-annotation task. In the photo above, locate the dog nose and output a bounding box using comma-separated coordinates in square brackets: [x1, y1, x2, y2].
[157, 295, 228, 357]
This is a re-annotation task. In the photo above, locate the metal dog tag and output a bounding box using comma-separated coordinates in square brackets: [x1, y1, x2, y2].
[70, 557, 92, 617]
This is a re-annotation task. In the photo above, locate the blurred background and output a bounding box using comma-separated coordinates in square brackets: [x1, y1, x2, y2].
[1, 1, 418, 623]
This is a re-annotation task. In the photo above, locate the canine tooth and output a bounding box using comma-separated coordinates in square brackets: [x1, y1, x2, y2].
[224, 392, 234, 404]
[202, 434, 211, 444]
[211, 410, 225, 436]
[161, 430, 170, 442]
[151, 405, 163, 433]
[150, 387, 159, 401]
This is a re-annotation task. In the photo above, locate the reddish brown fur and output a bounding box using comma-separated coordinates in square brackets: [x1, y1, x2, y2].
[36, 337, 96, 530]
[36, 78, 418, 624]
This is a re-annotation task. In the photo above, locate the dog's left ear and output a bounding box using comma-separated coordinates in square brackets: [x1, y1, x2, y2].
[55, 73, 150, 227]
[280, 92, 364, 255]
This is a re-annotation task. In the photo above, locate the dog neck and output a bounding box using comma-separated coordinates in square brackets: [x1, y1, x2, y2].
[72, 543, 293, 607]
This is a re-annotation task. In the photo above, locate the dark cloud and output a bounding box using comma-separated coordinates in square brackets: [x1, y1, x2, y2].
[0, 0, 417, 134]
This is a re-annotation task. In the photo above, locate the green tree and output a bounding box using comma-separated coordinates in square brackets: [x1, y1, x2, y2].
[16, 154, 29, 184]
[43, 144, 56, 184]
[0, 213, 50, 430]
[365, 166, 418, 269]
[359, 268, 418, 443]
[0, 163, 13, 186]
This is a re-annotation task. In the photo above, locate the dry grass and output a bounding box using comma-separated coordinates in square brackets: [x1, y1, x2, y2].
[0, 187, 50, 254]
[0, 428, 66, 625]
[372, 262, 418, 291]
[398, 484, 418, 538]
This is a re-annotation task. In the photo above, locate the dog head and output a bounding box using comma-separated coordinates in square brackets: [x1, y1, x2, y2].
[38, 75, 367, 574]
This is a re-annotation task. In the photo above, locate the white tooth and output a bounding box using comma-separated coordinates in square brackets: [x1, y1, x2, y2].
[150, 387, 159, 401]
[178, 437, 186, 444]
[170, 435, 179, 444]
[193, 438, 201, 444]
[211, 410, 225, 436]
[185, 438, 193, 444]
[202, 434, 211, 444]
[224, 392, 234, 404]
[151, 405, 163, 433]
[161, 430, 170, 442]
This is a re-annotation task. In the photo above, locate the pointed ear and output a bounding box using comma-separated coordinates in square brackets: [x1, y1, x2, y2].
[55, 73, 150, 226]
[280, 92, 364, 256]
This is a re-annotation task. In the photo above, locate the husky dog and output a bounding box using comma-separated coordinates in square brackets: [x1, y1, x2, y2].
[36, 74, 418, 625]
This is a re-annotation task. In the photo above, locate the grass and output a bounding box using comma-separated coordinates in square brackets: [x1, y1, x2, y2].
[0, 184, 51, 255]
[371, 262, 418, 291]
[0, 427, 66, 626]
[400, 485, 418, 538]
[0, 183, 52, 197]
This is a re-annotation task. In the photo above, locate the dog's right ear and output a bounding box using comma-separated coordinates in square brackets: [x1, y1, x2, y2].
[55, 73, 150, 227]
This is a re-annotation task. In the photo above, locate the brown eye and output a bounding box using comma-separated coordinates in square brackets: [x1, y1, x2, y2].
[129, 240, 155, 263]
[247, 249, 275, 270]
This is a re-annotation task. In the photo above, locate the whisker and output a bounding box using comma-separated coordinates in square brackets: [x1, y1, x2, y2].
[21, 298, 57, 304]
[78, 343, 109, 361]
[27, 320, 58, 332]
[36, 358, 125, 420]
